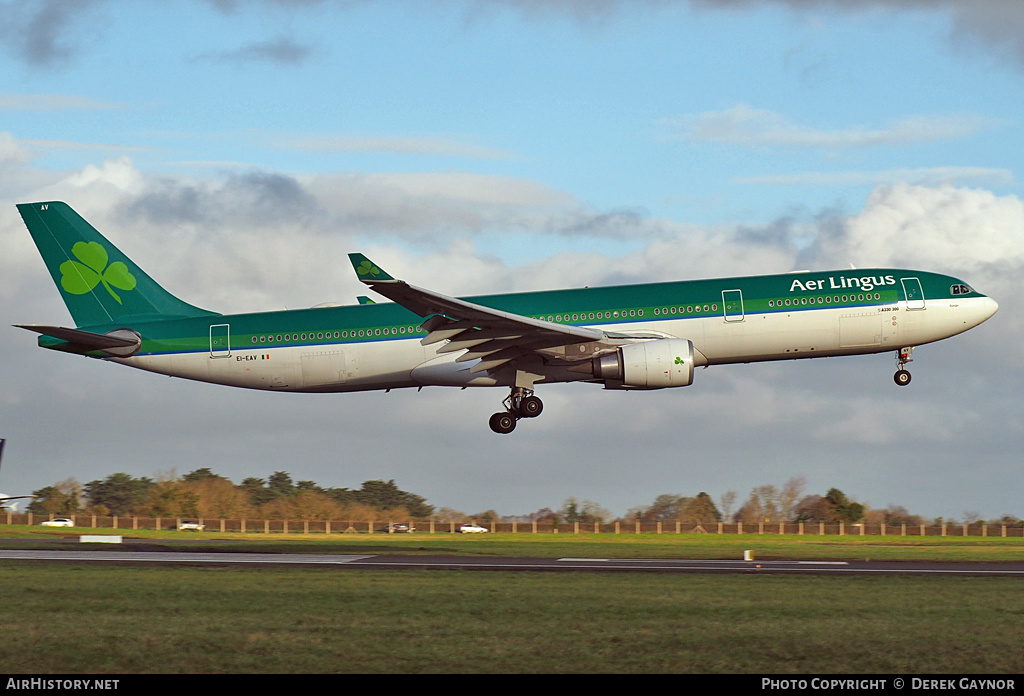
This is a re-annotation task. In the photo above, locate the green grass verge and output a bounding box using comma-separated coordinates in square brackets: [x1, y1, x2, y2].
[1, 563, 1021, 674]
[2, 525, 1023, 562]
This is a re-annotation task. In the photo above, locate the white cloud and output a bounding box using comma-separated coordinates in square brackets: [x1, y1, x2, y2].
[0, 93, 121, 110]
[734, 167, 1014, 188]
[669, 105, 996, 150]
[810, 182, 1024, 274]
[65, 156, 145, 192]
[0, 131, 31, 166]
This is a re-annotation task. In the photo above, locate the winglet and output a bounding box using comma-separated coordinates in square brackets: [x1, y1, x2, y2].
[348, 253, 395, 283]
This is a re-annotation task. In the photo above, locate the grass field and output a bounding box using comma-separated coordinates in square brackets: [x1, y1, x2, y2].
[3, 524, 1023, 562]
[1, 528, 1022, 673]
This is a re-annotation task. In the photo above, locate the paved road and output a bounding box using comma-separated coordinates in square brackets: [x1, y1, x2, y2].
[3, 549, 1023, 575]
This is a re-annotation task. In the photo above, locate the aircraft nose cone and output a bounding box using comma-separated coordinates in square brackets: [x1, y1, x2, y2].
[983, 296, 999, 320]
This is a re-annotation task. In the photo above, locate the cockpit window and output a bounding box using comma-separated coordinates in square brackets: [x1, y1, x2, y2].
[950, 284, 974, 296]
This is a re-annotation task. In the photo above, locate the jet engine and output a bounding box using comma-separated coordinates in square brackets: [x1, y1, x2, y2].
[592, 338, 695, 389]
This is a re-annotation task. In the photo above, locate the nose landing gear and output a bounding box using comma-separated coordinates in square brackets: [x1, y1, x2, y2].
[488, 387, 544, 434]
[894, 346, 914, 386]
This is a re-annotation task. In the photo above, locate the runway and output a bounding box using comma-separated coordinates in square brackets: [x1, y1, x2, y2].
[2, 549, 1024, 575]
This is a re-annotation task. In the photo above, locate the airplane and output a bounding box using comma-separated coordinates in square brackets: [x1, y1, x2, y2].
[16, 201, 998, 434]
[0, 494, 33, 513]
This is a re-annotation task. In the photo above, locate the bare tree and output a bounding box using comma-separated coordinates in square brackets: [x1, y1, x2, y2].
[719, 490, 737, 520]
[779, 476, 806, 522]
[751, 484, 782, 522]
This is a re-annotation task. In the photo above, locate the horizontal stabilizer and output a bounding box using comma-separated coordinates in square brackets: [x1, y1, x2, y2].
[15, 325, 142, 357]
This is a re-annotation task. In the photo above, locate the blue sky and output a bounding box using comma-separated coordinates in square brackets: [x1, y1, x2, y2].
[2, 0, 1023, 521]
[7, 1, 1019, 227]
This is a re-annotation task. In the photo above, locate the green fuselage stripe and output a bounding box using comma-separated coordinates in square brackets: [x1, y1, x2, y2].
[44, 268, 980, 357]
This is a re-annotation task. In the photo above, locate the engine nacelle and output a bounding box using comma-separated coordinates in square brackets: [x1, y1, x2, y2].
[593, 338, 695, 389]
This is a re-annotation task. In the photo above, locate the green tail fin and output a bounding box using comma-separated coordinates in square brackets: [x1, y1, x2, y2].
[17, 202, 217, 327]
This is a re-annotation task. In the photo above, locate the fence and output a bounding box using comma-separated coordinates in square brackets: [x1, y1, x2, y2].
[6, 512, 1024, 537]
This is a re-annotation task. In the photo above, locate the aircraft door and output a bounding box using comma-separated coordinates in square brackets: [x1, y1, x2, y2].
[210, 324, 230, 357]
[901, 278, 926, 310]
[722, 289, 744, 322]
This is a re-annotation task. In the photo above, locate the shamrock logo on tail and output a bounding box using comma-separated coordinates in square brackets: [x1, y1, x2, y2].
[357, 260, 381, 279]
[59, 241, 137, 304]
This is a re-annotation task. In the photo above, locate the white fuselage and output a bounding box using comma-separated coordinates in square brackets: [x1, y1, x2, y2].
[118, 295, 997, 393]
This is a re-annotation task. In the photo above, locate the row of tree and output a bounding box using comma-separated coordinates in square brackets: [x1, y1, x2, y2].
[24, 472, 1022, 527]
[623, 477, 1021, 528]
[28, 470, 433, 521]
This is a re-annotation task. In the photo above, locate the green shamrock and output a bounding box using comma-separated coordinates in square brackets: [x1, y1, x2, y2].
[59, 241, 137, 304]
[357, 260, 381, 278]
[674, 356, 685, 364]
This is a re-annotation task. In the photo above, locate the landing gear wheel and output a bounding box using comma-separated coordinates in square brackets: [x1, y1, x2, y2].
[489, 411, 517, 434]
[894, 347, 915, 387]
[490, 384, 544, 432]
[519, 395, 543, 418]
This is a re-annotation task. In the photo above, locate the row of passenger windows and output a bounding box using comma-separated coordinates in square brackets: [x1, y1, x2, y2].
[653, 305, 715, 316]
[251, 326, 424, 344]
[248, 305, 710, 345]
[534, 293, 883, 322]
[249, 306, 693, 345]
[769, 293, 881, 308]
[535, 305, 718, 323]
[249, 292, 889, 344]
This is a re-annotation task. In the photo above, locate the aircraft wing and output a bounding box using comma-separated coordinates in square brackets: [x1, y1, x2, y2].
[348, 253, 614, 373]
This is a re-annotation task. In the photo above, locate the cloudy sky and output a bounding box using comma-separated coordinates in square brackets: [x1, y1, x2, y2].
[1, 0, 1022, 521]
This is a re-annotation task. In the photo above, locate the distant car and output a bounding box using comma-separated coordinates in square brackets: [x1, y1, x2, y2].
[177, 520, 205, 531]
[459, 523, 488, 534]
[383, 523, 414, 533]
[39, 518, 74, 527]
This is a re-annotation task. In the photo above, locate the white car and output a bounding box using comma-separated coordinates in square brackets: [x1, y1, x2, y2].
[459, 523, 488, 534]
[177, 520, 205, 531]
[39, 518, 74, 527]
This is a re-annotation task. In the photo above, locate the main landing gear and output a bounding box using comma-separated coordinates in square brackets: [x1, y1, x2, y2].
[894, 346, 914, 386]
[488, 387, 543, 434]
